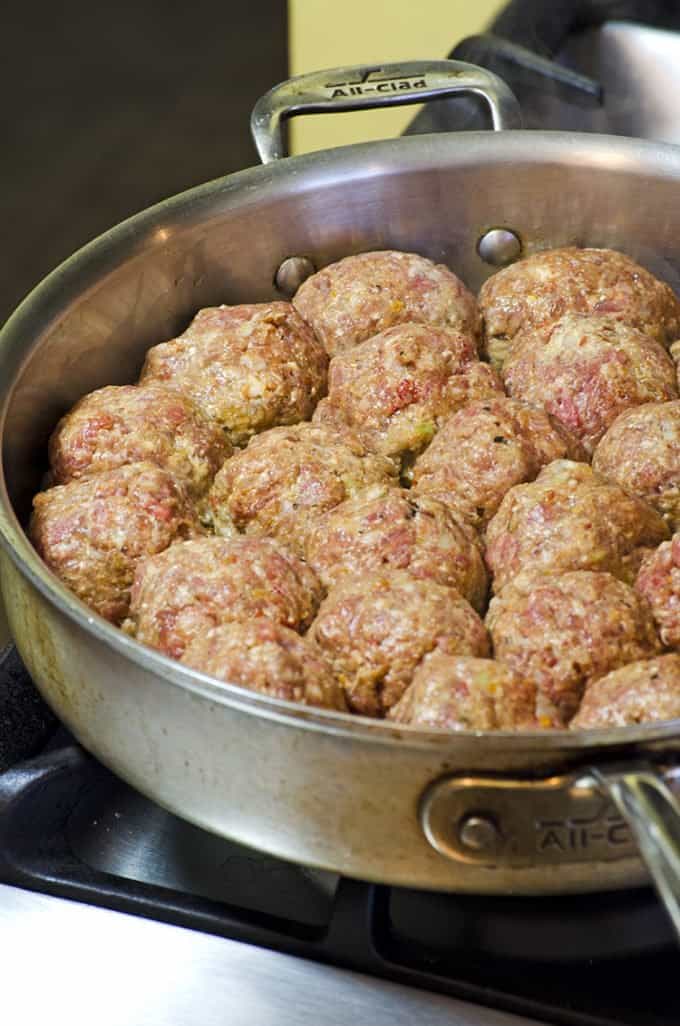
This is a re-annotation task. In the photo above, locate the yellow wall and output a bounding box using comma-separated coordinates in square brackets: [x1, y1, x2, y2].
[288, 0, 506, 154]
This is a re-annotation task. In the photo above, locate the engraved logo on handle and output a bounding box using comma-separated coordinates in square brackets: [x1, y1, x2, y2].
[324, 68, 428, 99]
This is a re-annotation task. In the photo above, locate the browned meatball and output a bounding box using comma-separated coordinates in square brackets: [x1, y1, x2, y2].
[485, 461, 669, 594]
[570, 654, 680, 729]
[181, 619, 347, 710]
[592, 401, 680, 530]
[293, 250, 479, 357]
[206, 423, 396, 553]
[309, 570, 489, 717]
[48, 384, 230, 499]
[635, 535, 680, 649]
[305, 485, 487, 611]
[388, 654, 537, 730]
[30, 462, 202, 624]
[478, 246, 680, 368]
[312, 323, 503, 470]
[411, 397, 585, 531]
[140, 303, 328, 446]
[502, 315, 678, 454]
[126, 536, 323, 659]
[487, 571, 662, 726]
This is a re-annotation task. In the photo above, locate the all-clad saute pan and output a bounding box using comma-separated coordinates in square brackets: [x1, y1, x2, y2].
[2, 60, 680, 934]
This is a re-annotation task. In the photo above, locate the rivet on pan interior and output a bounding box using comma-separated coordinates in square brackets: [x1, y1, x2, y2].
[275, 256, 316, 297]
[477, 228, 522, 267]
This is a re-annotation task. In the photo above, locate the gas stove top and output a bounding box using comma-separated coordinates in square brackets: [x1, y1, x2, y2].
[0, 642, 678, 1026]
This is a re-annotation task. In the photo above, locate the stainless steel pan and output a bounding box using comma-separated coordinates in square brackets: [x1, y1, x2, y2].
[3, 59, 680, 934]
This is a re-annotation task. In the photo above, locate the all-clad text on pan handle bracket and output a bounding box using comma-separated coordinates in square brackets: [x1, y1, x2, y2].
[250, 59, 523, 164]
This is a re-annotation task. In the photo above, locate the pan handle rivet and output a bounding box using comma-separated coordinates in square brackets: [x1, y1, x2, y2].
[458, 813, 499, 852]
[477, 228, 522, 267]
[274, 256, 316, 297]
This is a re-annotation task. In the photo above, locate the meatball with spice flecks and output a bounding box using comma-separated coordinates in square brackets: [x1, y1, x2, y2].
[592, 401, 680, 530]
[48, 383, 231, 499]
[125, 536, 323, 660]
[635, 534, 680, 649]
[485, 460, 669, 594]
[388, 654, 537, 731]
[293, 249, 479, 357]
[309, 570, 489, 718]
[205, 422, 397, 553]
[570, 654, 680, 729]
[411, 396, 585, 532]
[181, 619, 347, 710]
[140, 302, 328, 447]
[305, 484, 488, 610]
[486, 571, 663, 727]
[502, 314, 678, 454]
[312, 322, 503, 472]
[30, 462, 202, 624]
[478, 246, 680, 369]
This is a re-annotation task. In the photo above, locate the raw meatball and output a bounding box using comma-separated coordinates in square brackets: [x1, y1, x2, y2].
[127, 536, 323, 659]
[181, 619, 347, 710]
[293, 250, 479, 357]
[48, 383, 230, 498]
[635, 535, 680, 649]
[140, 303, 328, 446]
[206, 422, 396, 553]
[503, 314, 678, 454]
[313, 323, 503, 469]
[388, 654, 537, 730]
[478, 246, 680, 368]
[486, 460, 669, 594]
[305, 485, 487, 611]
[309, 570, 489, 717]
[411, 397, 585, 531]
[487, 571, 662, 726]
[30, 462, 201, 624]
[571, 654, 680, 729]
[592, 401, 680, 530]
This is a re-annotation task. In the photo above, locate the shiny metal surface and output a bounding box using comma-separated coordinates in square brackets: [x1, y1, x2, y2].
[274, 255, 316, 297]
[4, 125, 680, 893]
[0, 885, 544, 1026]
[594, 764, 680, 944]
[476, 227, 522, 266]
[250, 60, 523, 163]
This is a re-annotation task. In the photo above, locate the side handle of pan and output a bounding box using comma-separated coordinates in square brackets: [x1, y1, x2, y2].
[250, 59, 522, 164]
[592, 762, 680, 941]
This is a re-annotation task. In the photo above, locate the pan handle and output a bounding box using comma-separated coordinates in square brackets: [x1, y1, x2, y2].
[250, 59, 522, 164]
[591, 762, 680, 943]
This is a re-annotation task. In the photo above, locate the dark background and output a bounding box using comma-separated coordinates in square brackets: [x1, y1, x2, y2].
[2, 2, 288, 322]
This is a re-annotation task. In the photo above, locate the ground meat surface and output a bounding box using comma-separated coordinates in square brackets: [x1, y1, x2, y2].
[181, 619, 347, 710]
[126, 536, 323, 659]
[411, 397, 585, 531]
[592, 401, 680, 530]
[206, 422, 396, 553]
[388, 654, 537, 730]
[305, 485, 487, 610]
[486, 571, 663, 726]
[503, 314, 678, 454]
[292, 250, 479, 357]
[311, 323, 502, 472]
[309, 570, 489, 717]
[30, 462, 201, 624]
[478, 246, 680, 368]
[48, 383, 230, 498]
[485, 460, 669, 593]
[635, 535, 680, 649]
[140, 303, 328, 446]
[570, 654, 680, 729]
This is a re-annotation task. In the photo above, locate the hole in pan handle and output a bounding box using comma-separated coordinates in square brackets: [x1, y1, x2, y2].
[591, 762, 680, 945]
[250, 59, 523, 164]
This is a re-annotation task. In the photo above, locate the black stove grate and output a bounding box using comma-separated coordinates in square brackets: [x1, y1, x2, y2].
[0, 724, 677, 1026]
